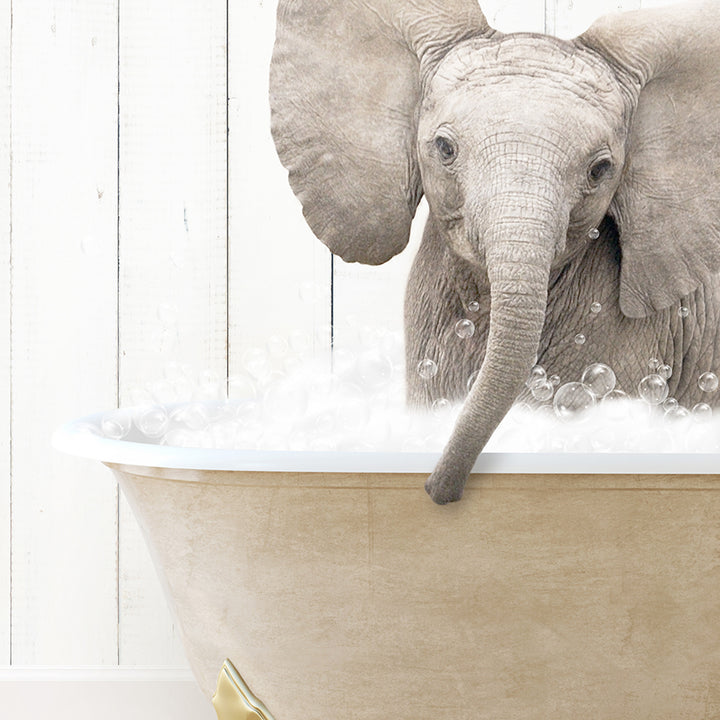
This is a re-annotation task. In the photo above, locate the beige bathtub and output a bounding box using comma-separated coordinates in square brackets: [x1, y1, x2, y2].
[55, 415, 720, 719]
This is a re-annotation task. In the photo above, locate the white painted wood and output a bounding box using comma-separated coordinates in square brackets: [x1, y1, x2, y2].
[0, 668, 215, 720]
[481, 0, 545, 32]
[118, 0, 227, 666]
[547, 0, 642, 38]
[228, 0, 330, 374]
[0, 0, 10, 667]
[10, 2, 119, 664]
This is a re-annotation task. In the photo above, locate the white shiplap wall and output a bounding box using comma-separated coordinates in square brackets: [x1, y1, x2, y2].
[0, 0, 677, 686]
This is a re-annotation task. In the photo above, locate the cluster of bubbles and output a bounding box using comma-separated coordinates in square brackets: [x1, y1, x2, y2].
[85, 309, 720, 454]
[521, 356, 717, 424]
[81, 330, 458, 454]
[478, 357, 720, 452]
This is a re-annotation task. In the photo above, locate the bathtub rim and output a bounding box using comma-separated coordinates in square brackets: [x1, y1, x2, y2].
[52, 409, 720, 474]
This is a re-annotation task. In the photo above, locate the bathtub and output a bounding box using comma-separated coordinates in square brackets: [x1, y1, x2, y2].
[54, 410, 720, 720]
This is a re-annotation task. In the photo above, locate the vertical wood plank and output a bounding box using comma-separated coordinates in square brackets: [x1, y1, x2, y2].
[118, 0, 227, 665]
[11, 1, 119, 664]
[0, 0, 10, 666]
[547, 0, 642, 37]
[228, 0, 329, 371]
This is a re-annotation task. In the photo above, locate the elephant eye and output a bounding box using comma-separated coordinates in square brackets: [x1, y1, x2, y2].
[434, 135, 457, 164]
[588, 157, 613, 185]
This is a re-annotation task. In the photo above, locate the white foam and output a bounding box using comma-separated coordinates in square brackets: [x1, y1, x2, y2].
[88, 329, 720, 454]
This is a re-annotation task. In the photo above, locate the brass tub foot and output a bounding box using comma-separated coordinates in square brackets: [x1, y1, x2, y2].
[212, 660, 276, 720]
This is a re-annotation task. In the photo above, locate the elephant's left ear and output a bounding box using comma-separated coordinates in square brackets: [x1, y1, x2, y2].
[579, 1, 720, 318]
[269, 0, 491, 266]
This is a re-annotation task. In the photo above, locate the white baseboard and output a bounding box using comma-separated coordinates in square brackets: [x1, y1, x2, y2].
[0, 667, 217, 720]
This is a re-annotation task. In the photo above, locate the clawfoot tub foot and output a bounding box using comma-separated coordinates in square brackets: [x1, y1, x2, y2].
[213, 660, 275, 720]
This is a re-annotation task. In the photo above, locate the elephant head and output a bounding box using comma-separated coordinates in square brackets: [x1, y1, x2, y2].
[269, 0, 720, 503]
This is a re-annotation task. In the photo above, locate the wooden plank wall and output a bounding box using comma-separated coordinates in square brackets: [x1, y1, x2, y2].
[0, 0, 9, 668]
[10, 1, 119, 665]
[117, 0, 227, 667]
[1, 0, 677, 670]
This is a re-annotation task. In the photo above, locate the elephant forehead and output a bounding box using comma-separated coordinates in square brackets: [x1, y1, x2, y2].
[429, 34, 623, 112]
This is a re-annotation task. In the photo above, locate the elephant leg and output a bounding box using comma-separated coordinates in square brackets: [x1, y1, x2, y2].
[404, 213, 489, 407]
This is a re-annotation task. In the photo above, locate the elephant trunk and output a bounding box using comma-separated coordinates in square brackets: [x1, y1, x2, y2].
[425, 193, 563, 504]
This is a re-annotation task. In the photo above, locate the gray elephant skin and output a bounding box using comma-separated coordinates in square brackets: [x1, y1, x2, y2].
[269, 0, 720, 504]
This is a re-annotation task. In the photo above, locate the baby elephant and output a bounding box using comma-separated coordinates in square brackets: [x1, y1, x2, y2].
[270, 1, 720, 504]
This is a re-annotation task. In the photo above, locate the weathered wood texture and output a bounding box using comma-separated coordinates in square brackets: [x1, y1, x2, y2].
[10, 1, 119, 664]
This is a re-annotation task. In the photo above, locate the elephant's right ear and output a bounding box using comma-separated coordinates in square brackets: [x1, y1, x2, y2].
[579, 1, 720, 318]
[269, 0, 491, 265]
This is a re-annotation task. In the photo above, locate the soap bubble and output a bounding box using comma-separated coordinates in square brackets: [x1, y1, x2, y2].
[698, 372, 719, 393]
[101, 410, 132, 440]
[588, 426, 617, 452]
[135, 405, 170, 438]
[225, 373, 257, 402]
[263, 379, 309, 422]
[588, 227, 600, 240]
[581, 363, 616, 398]
[658, 364, 672, 380]
[357, 349, 393, 389]
[601, 390, 629, 420]
[647, 358, 660, 372]
[161, 428, 198, 448]
[553, 382, 596, 420]
[241, 347, 272, 381]
[574, 334, 586, 345]
[171, 402, 210, 431]
[431, 398, 452, 416]
[602, 389, 628, 403]
[454, 319, 475, 339]
[76, 421, 103, 437]
[638, 374, 669, 405]
[678, 306, 690, 318]
[531, 381, 554, 402]
[235, 423, 263, 449]
[665, 405, 691, 421]
[526, 365, 546, 389]
[684, 423, 720, 452]
[417, 358, 438, 380]
[590, 302, 602, 314]
[126, 384, 154, 408]
[548, 374, 561, 387]
[467, 300, 480, 313]
[195, 370, 225, 402]
[335, 396, 370, 431]
[692, 403, 713, 420]
[466, 370, 479, 393]
[663, 397, 679, 412]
